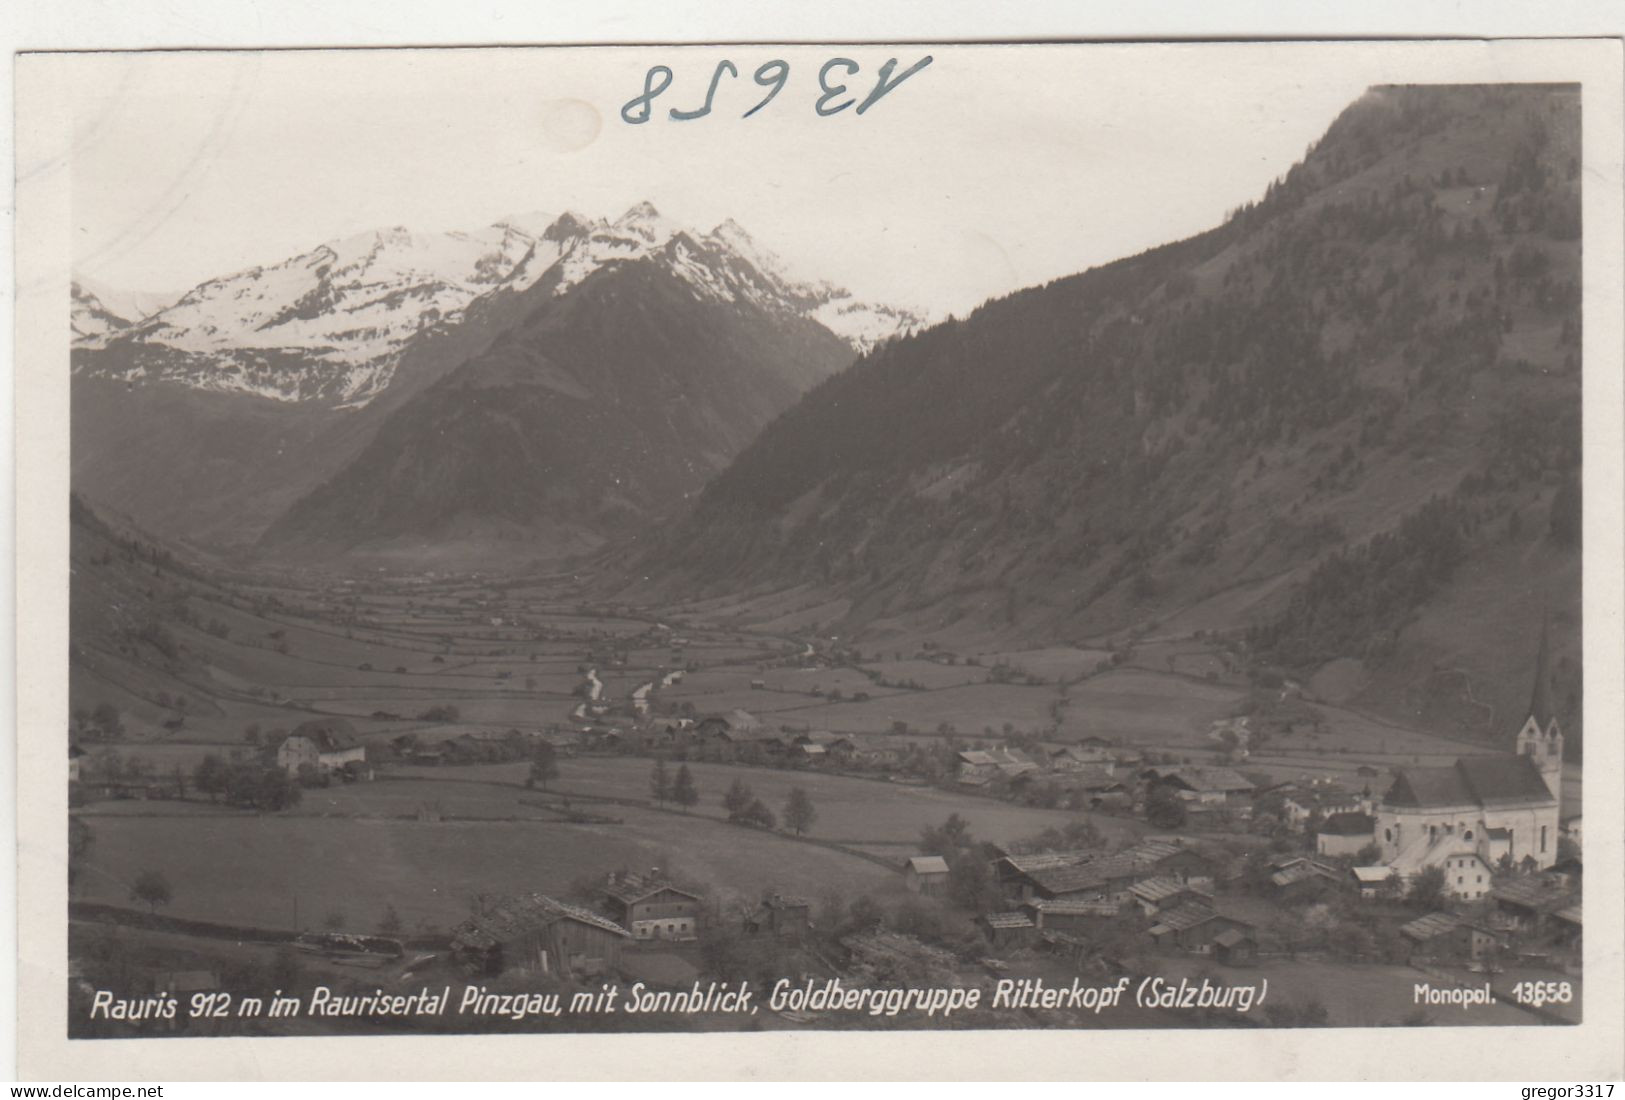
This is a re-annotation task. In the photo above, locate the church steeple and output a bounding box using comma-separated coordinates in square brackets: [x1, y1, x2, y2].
[1515, 616, 1563, 802]
[1528, 615, 1556, 732]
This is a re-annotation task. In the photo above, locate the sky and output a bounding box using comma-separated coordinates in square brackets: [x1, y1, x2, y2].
[39, 42, 1549, 319]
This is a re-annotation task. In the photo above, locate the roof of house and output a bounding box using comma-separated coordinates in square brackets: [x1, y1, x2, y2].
[958, 750, 997, 766]
[1352, 866, 1395, 883]
[1024, 898, 1121, 917]
[1212, 927, 1252, 949]
[1552, 904, 1582, 926]
[1129, 876, 1198, 905]
[981, 912, 1036, 930]
[1270, 859, 1340, 887]
[1384, 755, 1554, 810]
[603, 873, 703, 906]
[1149, 766, 1254, 793]
[757, 892, 810, 911]
[1399, 912, 1461, 941]
[905, 855, 950, 875]
[998, 850, 1095, 874]
[1319, 811, 1376, 836]
[451, 893, 630, 951]
[1147, 902, 1218, 934]
[1490, 876, 1577, 913]
[286, 717, 361, 753]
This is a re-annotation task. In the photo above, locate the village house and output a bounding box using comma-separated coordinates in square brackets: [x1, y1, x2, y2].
[69, 742, 86, 783]
[1146, 903, 1258, 959]
[902, 855, 950, 896]
[977, 911, 1038, 950]
[1439, 850, 1496, 901]
[1316, 811, 1377, 857]
[1128, 876, 1213, 918]
[956, 750, 1000, 785]
[1142, 765, 1255, 817]
[1398, 912, 1505, 962]
[450, 893, 630, 978]
[276, 717, 368, 777]
[1375, 633, 1564, 882]
[839, 734, 901, 769]
[1020, 897, 1121, 932]
[1350, 865, 1396, 898]
[996, 840, 1214, 905]
[1266, 856, 1344, 902]
[1049, 744, 1113, 771]
[1489, 872, 1580, 936]
[745, 893, 811, 938]
[1282, 783, 1369, 831]
[600, 871, 704, 941]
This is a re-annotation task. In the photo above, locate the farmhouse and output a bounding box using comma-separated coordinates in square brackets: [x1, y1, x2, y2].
[746, 893, 811, 938]
[1398, 912, 1505, 962]
[450, 893, 630, 978]
[1129, 876, 1212, 918]
[276, 718, 367, 776]
[1266, 857, 1343, 901]
[1146, 903, 1256, 956]
[977, 911, 1038, 949]
[1021, 897, 1121, 931]
[1489, 873, 1579, 935]
[601, 871, 704, 941]
[1374, 634, 1563, 881]
[1049, 744, 1112, 770]
[1143, 765, 1254, 815]
[903, 855, 950, 896]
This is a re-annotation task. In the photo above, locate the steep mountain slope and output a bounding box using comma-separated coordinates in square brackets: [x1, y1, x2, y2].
[72, 205, 913, 551]
[636, 84, 1583, 748]
[258, 254, 853, 564]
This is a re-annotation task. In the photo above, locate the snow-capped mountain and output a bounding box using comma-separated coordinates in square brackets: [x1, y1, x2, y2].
[72, 205, 924, 407]
[70, 282, 136, 344]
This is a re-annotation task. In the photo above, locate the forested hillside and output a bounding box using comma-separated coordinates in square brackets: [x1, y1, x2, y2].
[634, 85, 1583, 751]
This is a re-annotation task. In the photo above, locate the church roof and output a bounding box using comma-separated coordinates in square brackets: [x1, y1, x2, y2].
[1383, 754, 1553, 810]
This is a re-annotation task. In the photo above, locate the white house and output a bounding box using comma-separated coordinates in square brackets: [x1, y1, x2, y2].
[277, 717, 367, 775]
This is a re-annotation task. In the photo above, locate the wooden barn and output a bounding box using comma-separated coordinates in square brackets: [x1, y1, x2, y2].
[450, 893, 630, 979]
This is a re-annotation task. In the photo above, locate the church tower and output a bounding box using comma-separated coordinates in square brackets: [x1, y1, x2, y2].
[1514, 618, 1564, 801]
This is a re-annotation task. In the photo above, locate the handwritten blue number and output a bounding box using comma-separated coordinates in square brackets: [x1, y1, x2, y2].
[671, 60, 738, 121]
[621, 66, 674, 125]
[743, 60, 789, 118]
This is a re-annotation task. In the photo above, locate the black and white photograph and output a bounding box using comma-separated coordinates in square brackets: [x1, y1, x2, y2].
[12, 34, 1624, 1081]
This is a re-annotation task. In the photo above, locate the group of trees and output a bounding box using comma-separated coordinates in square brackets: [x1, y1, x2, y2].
[647, 757, 698, 811]
[191, 754, 303, 811]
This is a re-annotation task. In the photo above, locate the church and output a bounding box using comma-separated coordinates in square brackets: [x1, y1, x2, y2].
[1372, 629, 1564, 897]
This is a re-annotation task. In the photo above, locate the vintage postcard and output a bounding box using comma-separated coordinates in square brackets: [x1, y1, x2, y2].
[13, 38, 1624, 1080]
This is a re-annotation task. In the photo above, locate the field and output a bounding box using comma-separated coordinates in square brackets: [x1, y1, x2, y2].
[74, 803, 903, 933]
[393, 757, 1154, 850]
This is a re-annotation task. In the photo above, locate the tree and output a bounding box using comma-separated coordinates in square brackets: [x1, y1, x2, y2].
[191, 755, 226, 801]
[527, 744, 559, 790]
[69, 817, 93, 890]
[1407, 865, 1448, 910]
[1146, 785, 1188, 829]
[377, 906, 403, 936]
[722, 778, 753, 820]
[784, 787, 817, 836]
[323, 909, 347, 932]
[130, 869, 172, 914]
[649, 757, 671, 805]
[740, 798, 776, 830]
[671, 765, 699, 812]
